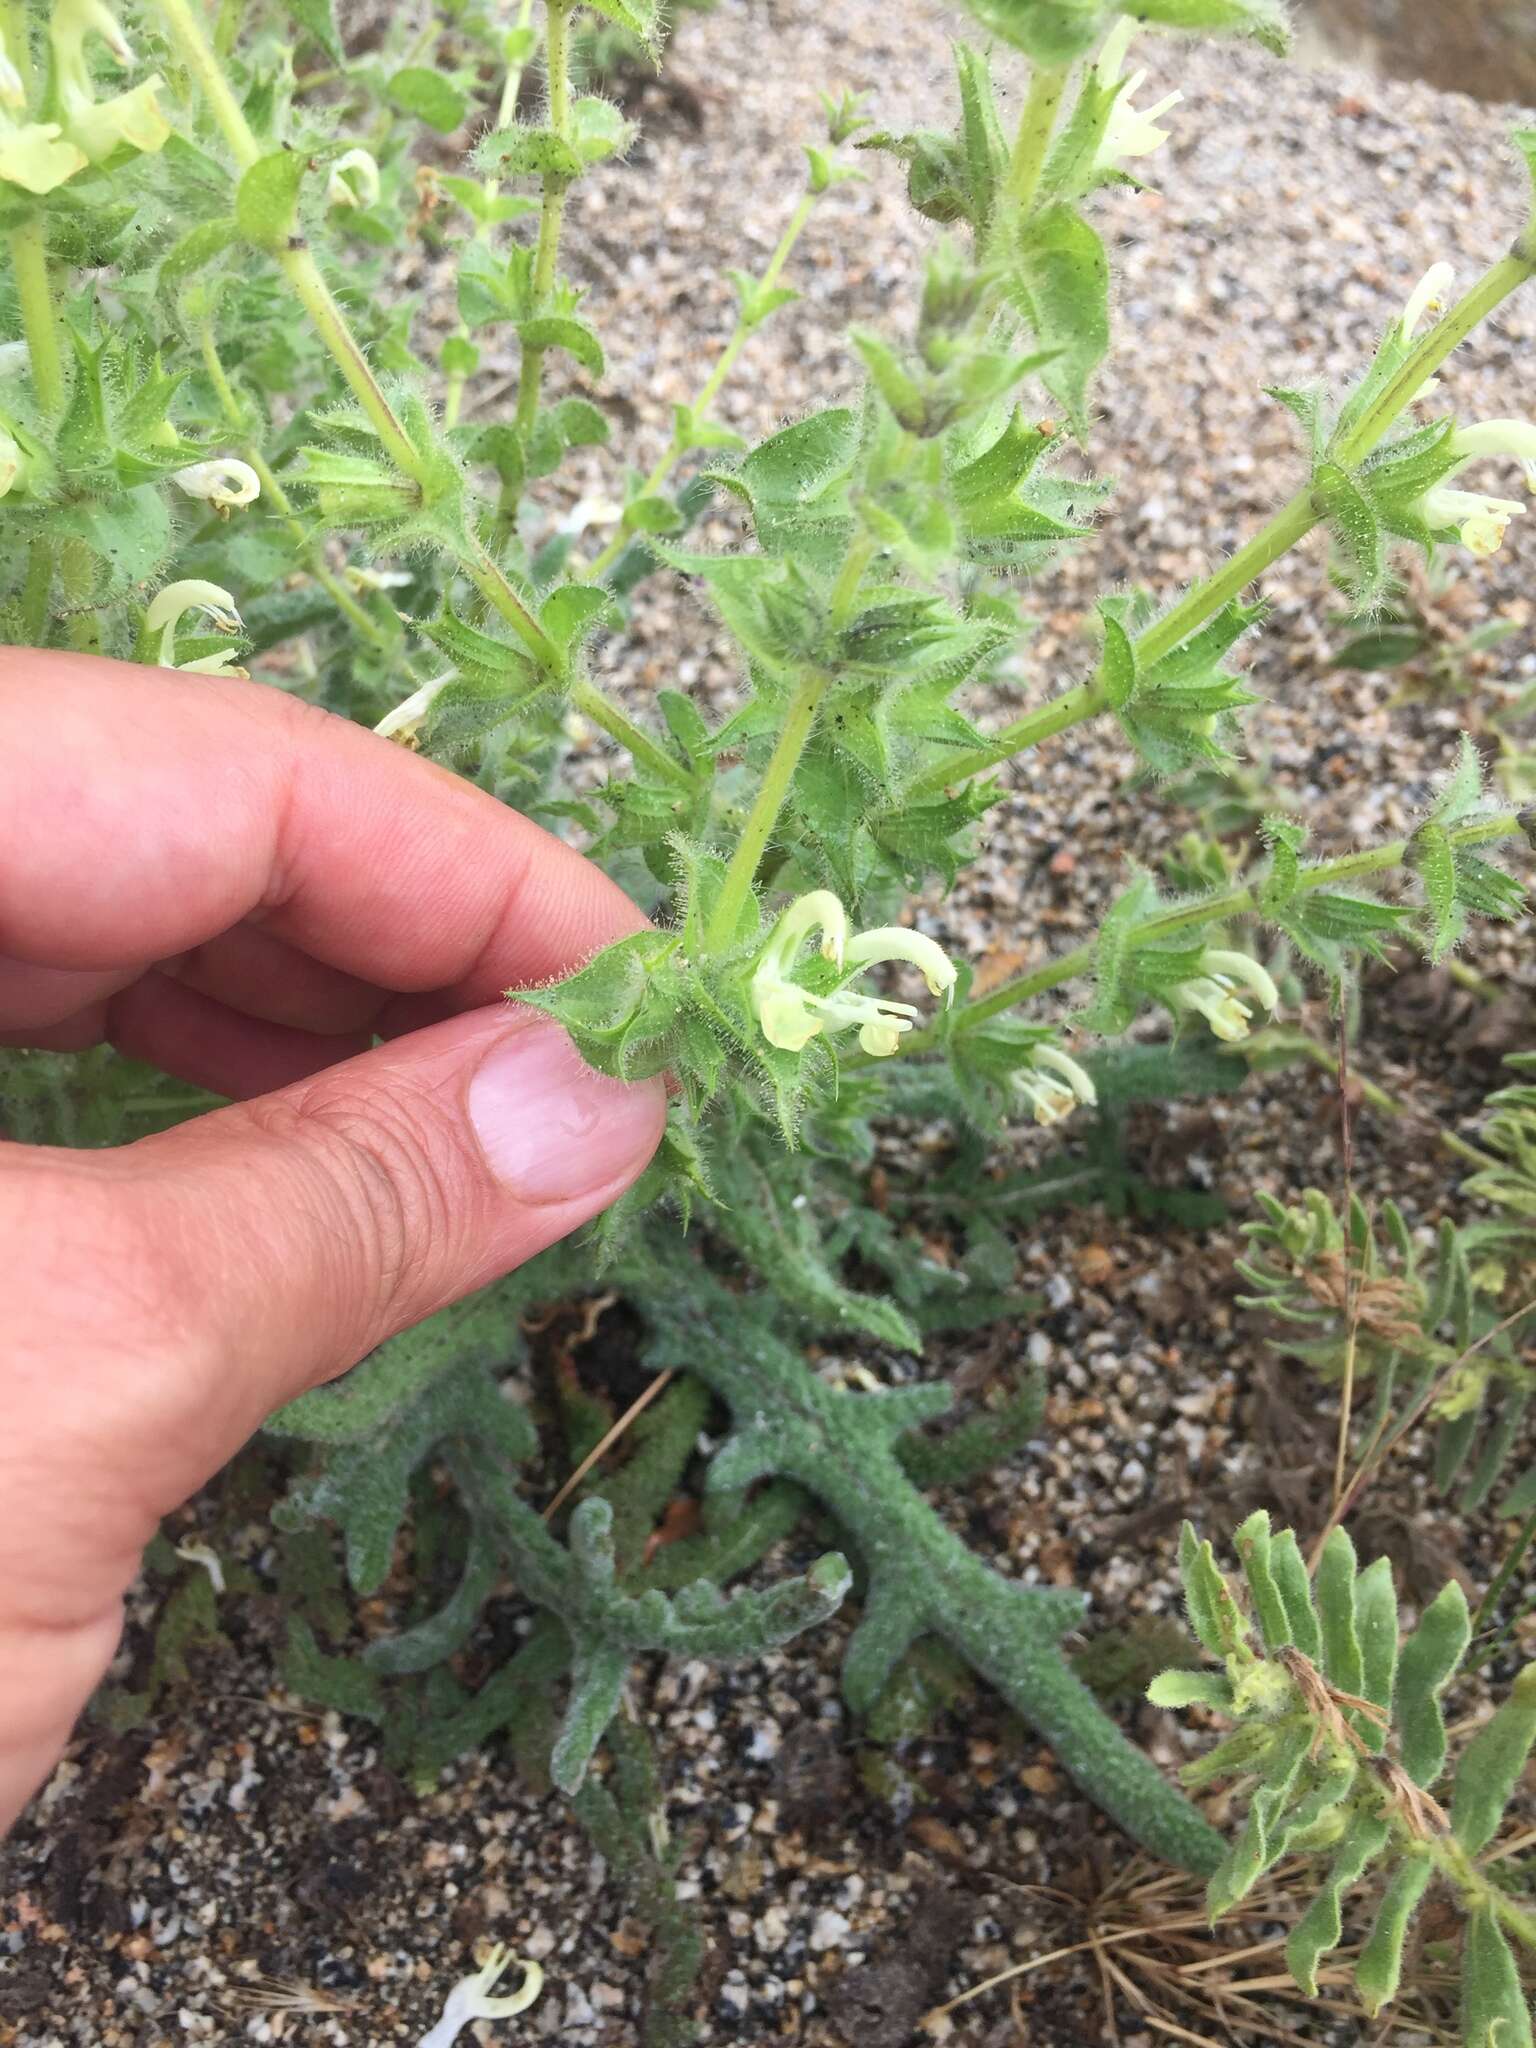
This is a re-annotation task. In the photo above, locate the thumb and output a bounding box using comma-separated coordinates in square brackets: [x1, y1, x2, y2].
[41, 1005, 665, 1502]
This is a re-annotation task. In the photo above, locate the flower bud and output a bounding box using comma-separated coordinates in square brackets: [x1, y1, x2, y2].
[1092, 20, 1183, 177]
[373, 674, 453, 749]
[1399, 262, 1454, 342]
[0, 425, 24, 499]
[145, 578, 245, 673]
[326, 147, 380, 210]
[174, 457, 262, 511]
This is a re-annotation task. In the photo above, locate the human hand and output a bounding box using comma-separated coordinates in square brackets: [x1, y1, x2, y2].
[0, 651, 667, 1832]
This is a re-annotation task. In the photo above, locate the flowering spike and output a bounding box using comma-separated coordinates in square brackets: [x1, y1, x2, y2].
[48, 0, 169, 166]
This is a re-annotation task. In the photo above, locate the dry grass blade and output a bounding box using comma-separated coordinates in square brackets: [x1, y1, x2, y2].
[542, 1367, 676, 1521]
[222, 1975, 360, 2014]
[924, 1857, 1464, 2044]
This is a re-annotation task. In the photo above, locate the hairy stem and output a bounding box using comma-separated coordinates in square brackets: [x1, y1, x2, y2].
[155, 0, 262, 170]
[1003, 65, 1068, 214]
[199, 323, 391, 648]
[19, 541, 52, 643]
[157, 0, 674, 769]
[707, 668, 830, 951]
[914, 245, 1536, 800]
[446, 0, 536, 428]
[1336, 250, 1536, 465]
[282, 247, 428, 482]
[9, 216, 64, 416]
[704, 533, 874, 948]
[583, 188, 821, 584]
[512, 0, 573, 439]
[925, 813, 1524, 1046]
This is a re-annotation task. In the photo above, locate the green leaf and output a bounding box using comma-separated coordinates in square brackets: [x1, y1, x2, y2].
[1355, 1855, 1433, 2017]
[278, 0, 343, 60]
[1268, 1528, 1322, 1661]
[569, 96, 636, 167]
[1234, 1510, 1293, 1653]
[57, 488, 173, 597]
[727, 267, 800, 331]
[387, 68, 469, 134]
[850, 327, 927, 431]
[518, 931, 687, 1081]
[1285, 1813, 1391, 1996]
[1452, 1664, 1536, 1856]
[581, 0, 661, 45]
[1463, 1903, 1534, 2048]
[519, 315, 605, 379]
[956, 0, 1106, 64]
[1316, 1526, 1364, 1695]
[1395, 1581, 1469, 1789]
[952, 41, 1007, 230]
[1007, 202, 1110, 432]
[1413, 820, 1461, 961]
[1353, 1556, 1398, 1750]
[541, 584, 616, 653]
[1178, 1521, 1247, 1659]
[475, 123, 584, 183]
[1146, 1669, 1235, 1710]
[235, 149, 309, 251]
[1134, 0, 1291, 50]
[623, 494, 685, 536]
[1100, 608, 1138, 713]
[159, 216, 238, 287]
[1514, 128, 1536, 211]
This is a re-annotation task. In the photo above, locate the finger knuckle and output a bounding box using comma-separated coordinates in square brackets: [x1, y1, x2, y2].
[242, 1088, 460, 1327]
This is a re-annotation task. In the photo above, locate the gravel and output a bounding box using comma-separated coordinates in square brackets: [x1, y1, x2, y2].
[4, 5, 1535, 2044]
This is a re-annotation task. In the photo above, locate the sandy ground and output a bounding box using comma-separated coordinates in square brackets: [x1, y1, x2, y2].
[4, 3, 1536, 2044]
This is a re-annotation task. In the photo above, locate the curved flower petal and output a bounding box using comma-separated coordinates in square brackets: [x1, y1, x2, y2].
[174, 457, 261, 509]
[327, 146, 381, 210]
[0, 121, 87, 193]
[1199, 949, 1279, 1015]
[844, 925, 958, 1001]
[374, 674, 453, 747]
[758, 986, 824, 1052]
[1400, 261, 1454, 342]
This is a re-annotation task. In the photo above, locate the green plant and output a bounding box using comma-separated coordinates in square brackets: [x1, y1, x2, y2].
[4, 0, 1536, 1962]
[1151, 1513, 1536, 2046]
[1330, 557, 1521, 704]
[1237, 1042, 1536, 1518]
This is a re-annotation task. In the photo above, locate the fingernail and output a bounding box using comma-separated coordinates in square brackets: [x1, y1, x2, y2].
[467, 1016, 664, 1205]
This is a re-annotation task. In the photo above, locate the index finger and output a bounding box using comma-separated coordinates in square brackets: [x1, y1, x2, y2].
[0, 651, 647, 1004]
